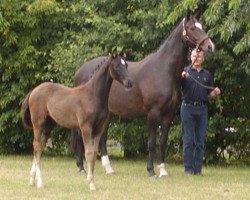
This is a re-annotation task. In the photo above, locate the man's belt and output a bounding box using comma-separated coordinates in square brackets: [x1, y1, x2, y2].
[183, 100, 206, 106]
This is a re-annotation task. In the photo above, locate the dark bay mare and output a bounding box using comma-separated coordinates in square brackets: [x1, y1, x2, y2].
[72, 14, 215, 177]
[21, 52, 133, 191]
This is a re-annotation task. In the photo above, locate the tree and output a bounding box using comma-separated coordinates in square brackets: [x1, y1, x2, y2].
[0, 0, 249, 162]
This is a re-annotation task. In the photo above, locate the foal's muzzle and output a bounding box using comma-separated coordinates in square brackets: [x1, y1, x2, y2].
[124, 79, 133, 89]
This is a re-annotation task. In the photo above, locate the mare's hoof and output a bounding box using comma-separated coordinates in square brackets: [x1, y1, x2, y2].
[78, 169, 86, 174]
[157, 163, 168, 178]
[148, 170, 157, 179]
[106, 170, 115, 175]
[159, 174, 168, 178]
[148, 170, 156, 178]
[149, 174, 157, 180]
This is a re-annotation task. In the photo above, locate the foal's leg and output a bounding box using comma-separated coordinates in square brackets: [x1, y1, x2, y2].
[29, 155, 37, 186]
[146, 109, 160, 178]
[30, 127, 44, 188]
[30, 123, 50, 188]
[81, 127, 97, 191]
[157, 117, 171, 178]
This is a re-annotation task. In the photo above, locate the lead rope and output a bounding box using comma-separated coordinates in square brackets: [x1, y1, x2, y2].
[187, 56, 222, 112]
[182, 19, 222, 112]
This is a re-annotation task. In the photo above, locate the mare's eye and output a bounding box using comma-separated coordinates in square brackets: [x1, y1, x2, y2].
[190, 26, 195, 31]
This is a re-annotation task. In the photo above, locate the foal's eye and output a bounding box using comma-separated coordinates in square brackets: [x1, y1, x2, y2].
[121, 59, 126, 65]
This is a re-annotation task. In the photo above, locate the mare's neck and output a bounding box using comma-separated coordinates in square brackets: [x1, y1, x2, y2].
[156, 21, 188, 77]
[91, 59, 113, 107]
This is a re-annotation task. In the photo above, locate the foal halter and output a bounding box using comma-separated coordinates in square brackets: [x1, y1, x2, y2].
[182, 18, 210, 50]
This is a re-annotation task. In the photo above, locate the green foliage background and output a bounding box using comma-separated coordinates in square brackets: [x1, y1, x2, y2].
[0, 0, 249, 163]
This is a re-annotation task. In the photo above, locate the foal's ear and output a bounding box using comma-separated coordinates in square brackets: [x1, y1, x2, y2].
[112, 52, 118, 58]
[112, 48, 118, 58]
[112, 46, 118, 57]
[119, 50, 126, 58]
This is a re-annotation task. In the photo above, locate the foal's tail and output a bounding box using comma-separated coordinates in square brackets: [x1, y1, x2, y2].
[21, 91, 33, 129]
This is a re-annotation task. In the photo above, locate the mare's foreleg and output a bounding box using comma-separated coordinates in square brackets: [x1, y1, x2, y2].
[146, 110, 159, 178]
[157, 118, 171, 177]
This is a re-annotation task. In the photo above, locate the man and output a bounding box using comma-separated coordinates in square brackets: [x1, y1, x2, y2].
[181, 48, 220, 175]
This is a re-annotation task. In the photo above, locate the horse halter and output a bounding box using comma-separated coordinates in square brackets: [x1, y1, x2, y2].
[182, 18, 210, 50]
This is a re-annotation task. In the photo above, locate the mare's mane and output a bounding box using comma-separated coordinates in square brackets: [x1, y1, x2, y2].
[157, 19, 183, 52]
[142, 19, 183, 61]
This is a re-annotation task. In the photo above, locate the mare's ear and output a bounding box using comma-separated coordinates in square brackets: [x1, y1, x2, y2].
[194, 9, 202, 20]
[186, 10, 191, 21]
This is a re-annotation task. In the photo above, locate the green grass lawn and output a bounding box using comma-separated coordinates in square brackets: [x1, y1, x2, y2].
[0, 155, 249, 200]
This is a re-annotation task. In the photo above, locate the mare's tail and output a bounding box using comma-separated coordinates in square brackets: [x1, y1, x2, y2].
[21, 91, 33, 129]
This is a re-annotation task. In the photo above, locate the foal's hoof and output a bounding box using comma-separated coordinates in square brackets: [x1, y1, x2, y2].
[89, 183, 96, 191]
[29, 178, 36, 186]
[29, 181, 36, 187]
[36, 180, 43, 189]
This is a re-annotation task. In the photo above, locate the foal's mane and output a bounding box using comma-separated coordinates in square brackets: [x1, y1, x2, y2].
[88, 56, 109, 80]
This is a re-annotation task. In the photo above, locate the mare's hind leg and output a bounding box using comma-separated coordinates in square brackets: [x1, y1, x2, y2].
[157, 117, 172, 178]
[70, 129, 85, 173]
[99, 114, 115, 174]
[146, 109, 160, 178]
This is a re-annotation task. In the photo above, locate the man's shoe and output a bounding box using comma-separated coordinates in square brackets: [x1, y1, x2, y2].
[194, 172, 203, 176]
[184, 171, 194, 176]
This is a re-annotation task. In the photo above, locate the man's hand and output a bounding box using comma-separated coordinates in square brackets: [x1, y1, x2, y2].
[181, 71, 189, 78]
[209, 87, 221, 98]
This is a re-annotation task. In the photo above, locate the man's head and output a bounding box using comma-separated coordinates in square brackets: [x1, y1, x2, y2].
[191, 48, 205, 68]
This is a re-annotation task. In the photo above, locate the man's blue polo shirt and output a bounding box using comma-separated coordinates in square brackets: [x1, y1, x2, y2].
[181, 66, 213, 102]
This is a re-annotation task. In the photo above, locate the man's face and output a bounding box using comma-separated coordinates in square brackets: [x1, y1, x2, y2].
[191, 49, 204, 67]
